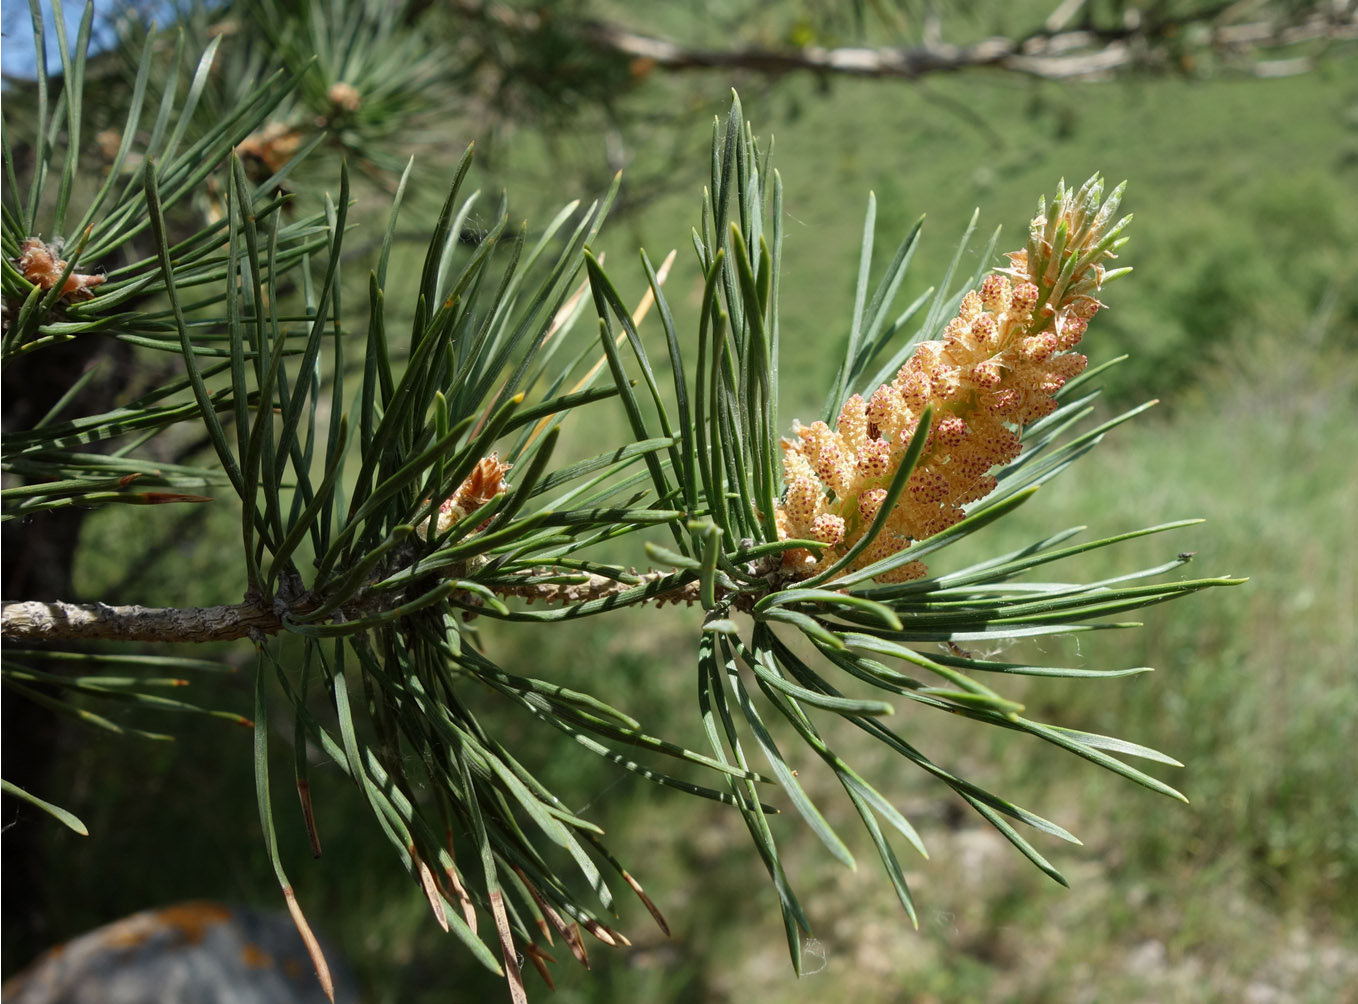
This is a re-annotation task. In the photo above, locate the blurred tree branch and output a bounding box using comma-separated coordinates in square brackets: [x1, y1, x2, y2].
[448, 0, 1358, 81]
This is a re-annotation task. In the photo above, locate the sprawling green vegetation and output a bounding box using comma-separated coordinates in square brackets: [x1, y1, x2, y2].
[28, 27, 1358, 1004]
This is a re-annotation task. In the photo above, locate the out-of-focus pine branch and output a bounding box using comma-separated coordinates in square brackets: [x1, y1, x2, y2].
[446, 0, 1358, 83]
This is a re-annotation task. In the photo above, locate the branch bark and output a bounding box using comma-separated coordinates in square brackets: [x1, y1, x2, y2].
[1, 600, 282, 644]
[0, 572, 709, 644]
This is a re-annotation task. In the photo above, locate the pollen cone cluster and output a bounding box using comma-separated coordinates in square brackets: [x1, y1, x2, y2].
[775, 176, 1130, 582]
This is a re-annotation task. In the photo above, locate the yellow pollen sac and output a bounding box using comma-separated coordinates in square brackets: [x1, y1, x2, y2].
[836, 394, 869, 452]
[785, 476, 824, 528]
[979, 274, 1012, 313]
[907, 468, 949, 505]
[855, 438, 892, 480]
[1071, 297, 1102, 320]
[932, 415, 969, 449]
[809, 513, 846, 546]
[858, 488, 888, 521]
[1010, 281, 1039, 314]
[896, 372, 930, 412]
[782, 446, 817, 484]
[866, 384, 906, 439]
[968, 314, 999, 351]
[958, 290, 984, 322]
[813, 441, 850, 495]
[1055, 314, 1088, 349]
[970, 359, 1004, 389]
[1020, 332, 1060, 362]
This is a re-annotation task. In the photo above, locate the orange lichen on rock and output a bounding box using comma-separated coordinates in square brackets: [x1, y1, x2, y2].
[416, 454, 512, 541]
[154, 902, 234, 945]
[16, 238, 105, 302]
[775, 176, 1130, 583]
[101, 902, 234, 950]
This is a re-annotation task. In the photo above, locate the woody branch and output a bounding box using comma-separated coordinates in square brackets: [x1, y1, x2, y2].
[0, 572, 705, 644]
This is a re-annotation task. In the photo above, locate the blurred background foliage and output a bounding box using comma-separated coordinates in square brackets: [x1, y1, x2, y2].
[3, 0, 1356, 1001]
